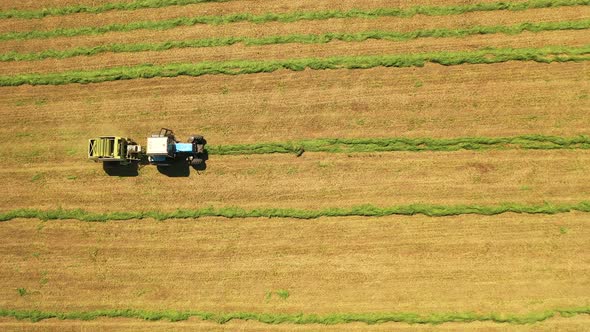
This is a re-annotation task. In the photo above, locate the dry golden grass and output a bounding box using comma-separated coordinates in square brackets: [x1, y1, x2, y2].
[0, 0, 531, 26]
[0, 0, 129, 11]
[1, 150, 590, 212]
[0, 62, 587, 148]
[2, 315, 590, 331]
[0, 0, 589, 329]
[1, 0, 526, 11]
[0, 215, 588, 315]
[1, 61, 587, 213]
[2, 6, 588, 53]
[2, 30, 589, 75]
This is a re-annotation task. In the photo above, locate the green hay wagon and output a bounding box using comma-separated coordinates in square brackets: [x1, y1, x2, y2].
[88, 136, 142, 165]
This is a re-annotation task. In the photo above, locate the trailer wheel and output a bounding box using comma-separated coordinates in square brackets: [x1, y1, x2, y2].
[190, 158, 204, 167]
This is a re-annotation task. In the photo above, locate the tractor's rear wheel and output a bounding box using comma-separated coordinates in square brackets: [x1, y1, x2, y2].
[190, 158, 204, 167]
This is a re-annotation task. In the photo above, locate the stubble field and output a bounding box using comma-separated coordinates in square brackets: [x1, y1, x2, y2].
[0, 0, 589, 330]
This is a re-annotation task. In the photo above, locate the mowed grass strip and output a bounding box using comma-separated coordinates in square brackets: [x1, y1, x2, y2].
[1, 307, 589, 324]
[5, 135, 588, 160]
[209, 135, 590, 155]
[3, 202, 590, 221]
[0, 0, 228, 19]
[0, 0, 588, 41]
[2, 19, 588, 62]
[0, 45, 588, 86]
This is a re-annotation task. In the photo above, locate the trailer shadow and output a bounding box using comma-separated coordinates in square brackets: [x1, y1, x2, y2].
[102, 162, 139, 177]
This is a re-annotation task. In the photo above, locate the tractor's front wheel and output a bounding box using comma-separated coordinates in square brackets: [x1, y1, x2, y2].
[188, 135, 205, 144]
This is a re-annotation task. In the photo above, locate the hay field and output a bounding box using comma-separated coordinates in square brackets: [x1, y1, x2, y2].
[0, 0, 589, 330]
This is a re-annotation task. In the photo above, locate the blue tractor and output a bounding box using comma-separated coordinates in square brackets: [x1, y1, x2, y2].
[146, 128, 206, 167]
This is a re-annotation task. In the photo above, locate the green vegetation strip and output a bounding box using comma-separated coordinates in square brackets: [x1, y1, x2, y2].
[1, 307, 589, 324]
[2, 19, 588, 62]
[0, 0, 227, 19]
[2, 202, 590, 222]
[0, 0, 588, 41]
[209, 135, 590, 155]
[1, 45, 589, 86]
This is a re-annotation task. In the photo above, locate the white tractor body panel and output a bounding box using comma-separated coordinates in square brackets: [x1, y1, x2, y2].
[147, 137, 169, 155]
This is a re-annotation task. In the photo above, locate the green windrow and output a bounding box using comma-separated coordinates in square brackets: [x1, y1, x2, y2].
[0, 45, 588, 86]
[0, 307, 589, 324]
[208, 135, 590, 155]
[2, 19, 589, 62]
[0, 0, 227, 19]
[2, 202, 590, 221]
[6, 135, 590, 162]
[0, 0, 588, 41]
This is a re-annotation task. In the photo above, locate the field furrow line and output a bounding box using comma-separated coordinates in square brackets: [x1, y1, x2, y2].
[0, 0, 587, 41]
[0, 45, 587, 86]
[1, 19, 587, 62]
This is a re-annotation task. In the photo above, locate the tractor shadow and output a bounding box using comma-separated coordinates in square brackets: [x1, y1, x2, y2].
[102, 151, 208, 177]
[158, 150, 209, 176]
[157, 161, 190, 177]
[102, 162, 139, 177]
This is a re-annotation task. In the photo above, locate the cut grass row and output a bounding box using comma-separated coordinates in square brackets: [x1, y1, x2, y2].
[0, 0, 227, 19]
[208, 135, 590, 155]
[2, 19, 588, 62]
[5, 135, 589, 163]
[2, 202, 590, 221]
[0, 45, 588, 86]
[1, 307, 589, 324]
[0, 0, 588, 41]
